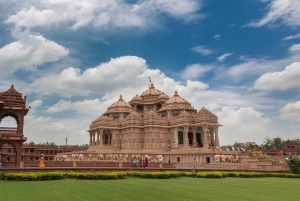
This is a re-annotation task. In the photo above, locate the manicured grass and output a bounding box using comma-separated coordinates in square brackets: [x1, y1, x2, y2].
[0, 177, 299, 201]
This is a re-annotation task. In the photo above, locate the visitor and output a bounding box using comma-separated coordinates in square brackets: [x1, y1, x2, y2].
[142, 159, 145, 168]
[0, 162, 2, 167]
[145, 157, 148, 168]
[168, 158, 171, 164]
[159, 158, 163, 164]
[193, 158, 197, 169]
[133, 158, 137, 167]
[232, 146, 235, 151]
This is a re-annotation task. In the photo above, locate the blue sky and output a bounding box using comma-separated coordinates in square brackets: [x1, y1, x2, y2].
[0, 0, 299, 145]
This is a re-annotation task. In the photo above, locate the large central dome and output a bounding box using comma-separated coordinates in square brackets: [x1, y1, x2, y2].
[140, 83, 164, 99]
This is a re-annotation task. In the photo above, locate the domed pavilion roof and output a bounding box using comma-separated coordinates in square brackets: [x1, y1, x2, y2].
[158, 93, 169, 101]
[140, 83, 164, 99]
[104, 95, 134, 115]
[129, 95, 143, 104]
[158, 90, 196, 112]
[195, 107, 218, 123]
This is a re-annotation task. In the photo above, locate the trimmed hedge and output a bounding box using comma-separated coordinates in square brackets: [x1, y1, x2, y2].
[1, 171, 300, 181]
[4, 172, 65, 181]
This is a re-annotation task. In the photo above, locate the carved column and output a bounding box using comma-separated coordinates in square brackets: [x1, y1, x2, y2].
[89, 132, 92, 146]
[97, 131, 100, 146]
[192, 127, 197, 147]
[100, 129, 103, 146]
[214, 126, 220, 148]
[108, 131, 111, 145]
[93, 132, 96, 146]
[184, 126, 189, 146]
[202, 125, 208, 149]
[210, 127, 215, 147]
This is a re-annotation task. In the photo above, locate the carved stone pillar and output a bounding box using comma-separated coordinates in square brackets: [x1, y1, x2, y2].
[97, 131, 100, 146]
[184, 126, 189, 146]
[100, 129, 103, 146]
[202, 125, 208, 149]
[93, 132, 96, 146]
[214, 126, 220, 148]
[89, 132, 92, 146]
[192, 127, 197, 147]
[210, 127, 215, 147]
[108, 131, 111, 145]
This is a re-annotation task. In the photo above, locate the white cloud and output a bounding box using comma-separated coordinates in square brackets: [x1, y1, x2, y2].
[24, 114, 90, 145]
[29, 56, 148, 97]
[289, 44, 300, 52]
[47, 99, 104, 115]
[245, 0, 300, 27]
[190, 46, 216, 56]
[217, 52, 233, 62]
[5, 0, 202, 30]
[217, 107, 271, 145]
[223, 52, 300, 81]
[181, 64, 213, 80]
[186, 80, 209, 90]
[0, 33, 69, 76]
[282, 33, 300, 41]
[213, 34, 221, 40]
[28, 99, 43, 108]
[254, 62, 300, 90]
[280, 101, 300, 121]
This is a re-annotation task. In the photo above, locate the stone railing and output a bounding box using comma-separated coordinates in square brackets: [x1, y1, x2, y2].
[0, 127, 17, 134]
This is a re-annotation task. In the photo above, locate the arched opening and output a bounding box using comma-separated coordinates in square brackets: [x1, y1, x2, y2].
[0, 116, 18, 134]
[0, 142, 17, 167]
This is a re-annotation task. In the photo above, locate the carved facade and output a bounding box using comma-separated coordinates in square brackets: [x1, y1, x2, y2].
[88, 83, 222, 161]
[0, 85, 29, 167]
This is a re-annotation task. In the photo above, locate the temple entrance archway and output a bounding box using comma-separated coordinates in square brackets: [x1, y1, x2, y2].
[0, 85, 29, 167]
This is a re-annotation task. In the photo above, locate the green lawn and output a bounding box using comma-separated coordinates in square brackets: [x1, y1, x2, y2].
[0, 177, 299, 201]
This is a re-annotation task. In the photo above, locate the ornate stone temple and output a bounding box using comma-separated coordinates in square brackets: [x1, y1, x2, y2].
[0, 85, 29, 167]
[87, 83, 223, 164]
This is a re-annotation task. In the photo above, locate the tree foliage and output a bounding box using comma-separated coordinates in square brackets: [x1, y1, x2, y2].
[287, 158, 300, 174]
[263, 137, 284, 150]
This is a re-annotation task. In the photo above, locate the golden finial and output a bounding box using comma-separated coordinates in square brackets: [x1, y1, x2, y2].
[119, 94, 123, 99]
[174, 90, 178, 95]
[150, 82, 154, 87]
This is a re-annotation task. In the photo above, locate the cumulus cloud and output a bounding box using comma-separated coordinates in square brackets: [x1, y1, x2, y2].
[254, 62, 300, 90]
[245, 0, 300, 27]
[181, 64, 213, 80]
[217, 52, 233, 62]
[47, 99, 104, 115]
[28, 99, 43, 108]
[289, 44, 300, 52]
[5, 0, 202, 30]
[190, 46, 216, 56]
[282, 33, 300, 41]
[24, 114, 90, 145]
[223, 52, 300, 81]
[186, 80, 209, 90]
[0, 33, 69, 76]
[280, 101, 300, 121]
[217, 107, 271, 145]
[29, 56, 149, 96]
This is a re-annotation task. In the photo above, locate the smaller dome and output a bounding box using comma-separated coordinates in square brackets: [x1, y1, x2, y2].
[131, 95, 142, 102]
[104, 95, 134, 115]
[158, 93, 169, 100]
[158, 90, 196, 112]
[140, 83, 163, 98]
[195, 107, 218, 123]
[165, 90, 189, 104]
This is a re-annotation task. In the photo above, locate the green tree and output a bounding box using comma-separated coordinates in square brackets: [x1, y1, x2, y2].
[273, 137, 284, 150]
[263, 137, 273, 150]
[292, 138, 300, 146]
[287, 158, 300, 174]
